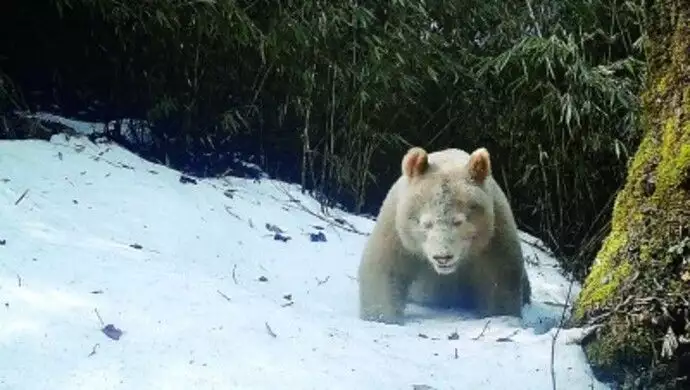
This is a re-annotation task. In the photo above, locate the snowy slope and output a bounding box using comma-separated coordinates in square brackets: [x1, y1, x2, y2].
[0, 116, 608, 390]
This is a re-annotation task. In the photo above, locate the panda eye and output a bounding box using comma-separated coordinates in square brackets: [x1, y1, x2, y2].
[422, 220, 433, 229]
[452, 219, 463, 226]
[467, 203, 481, 213]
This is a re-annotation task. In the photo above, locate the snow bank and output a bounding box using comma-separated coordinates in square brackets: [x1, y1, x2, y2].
[0, 116, 608, 389]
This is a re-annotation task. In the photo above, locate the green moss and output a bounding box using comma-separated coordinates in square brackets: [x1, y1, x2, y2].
[575, 98, 690, 380]
[585, 323, 652, 368]
[655, 73, 669, 95]
[572, 0, 690, 387]
[573, 121, 654, 320]
[656, 114, 690, 197]
[574, 242, 631, 318]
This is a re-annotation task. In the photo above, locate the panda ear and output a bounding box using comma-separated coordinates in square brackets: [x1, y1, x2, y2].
[467, 147, 491, 184]
[402, 147, 429, 178]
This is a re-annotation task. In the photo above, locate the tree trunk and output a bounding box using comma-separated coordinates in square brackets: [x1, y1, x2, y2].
[572, 0, 690, 388]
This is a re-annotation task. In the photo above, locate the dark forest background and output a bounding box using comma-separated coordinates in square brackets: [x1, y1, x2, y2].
[0, 0, 645, 281]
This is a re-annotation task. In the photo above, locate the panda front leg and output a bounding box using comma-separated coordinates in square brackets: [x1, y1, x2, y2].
[471, 267, 524, 318]
[358, 251, 418, 325]
[359, 276, 405, 324]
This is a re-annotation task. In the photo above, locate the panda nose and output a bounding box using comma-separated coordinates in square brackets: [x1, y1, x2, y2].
[433, 254, 453, 264]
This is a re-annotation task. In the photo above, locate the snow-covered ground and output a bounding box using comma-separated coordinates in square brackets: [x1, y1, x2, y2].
[0, 115, 607, 389]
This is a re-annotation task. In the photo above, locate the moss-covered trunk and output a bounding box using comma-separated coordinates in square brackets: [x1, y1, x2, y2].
[572, 0, 690, 388]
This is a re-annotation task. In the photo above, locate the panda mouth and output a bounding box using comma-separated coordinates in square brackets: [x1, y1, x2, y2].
[433, 260, 458, 274]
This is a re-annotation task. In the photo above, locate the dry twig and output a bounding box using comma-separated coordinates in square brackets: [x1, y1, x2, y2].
[94, 308, 105, 326]
[217, 290, 231, 302]
[224, 205, 242, 220]
[265, 322, 277, 338]
[472, 319, 492, 340]
[496, 329, 520, 342]
[88, 343, 100, 357]
[550, 276, 576, 390]
[272, 182, 368, 236]
[316, 276, 330, 286]
[14, 189, 29, 205]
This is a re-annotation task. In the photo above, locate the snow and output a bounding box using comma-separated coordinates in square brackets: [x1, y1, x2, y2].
[0, 115, 608, 390]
